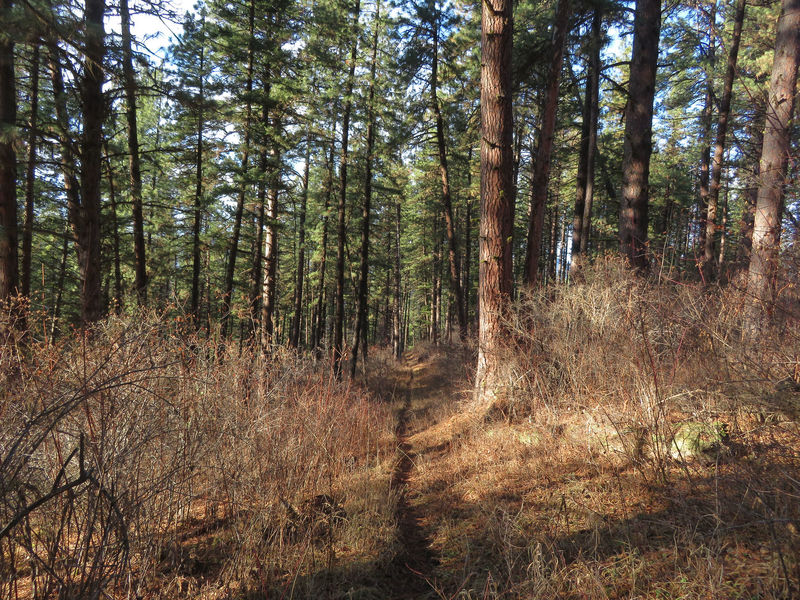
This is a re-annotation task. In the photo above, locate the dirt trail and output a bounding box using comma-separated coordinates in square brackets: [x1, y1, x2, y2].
[383, 357, 441, 599]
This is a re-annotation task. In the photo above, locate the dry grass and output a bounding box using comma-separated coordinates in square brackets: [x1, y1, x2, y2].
[409, 256, 800, 599]
[0, 312, 396, 599]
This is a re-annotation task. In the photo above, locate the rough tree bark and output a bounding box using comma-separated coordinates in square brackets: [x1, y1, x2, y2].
[744, 0, 799, 331]
[619, 0, 661, 271]
[190, 32, 205, 323]
[77, 0, 106, 323]
[0, 0, 18, 304]
[21, 44, 39, 301]
[523, 0, 570, 284]
[476, 0, 514, 401]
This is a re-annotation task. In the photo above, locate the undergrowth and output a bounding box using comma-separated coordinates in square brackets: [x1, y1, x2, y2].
[0, 314, 395, 599]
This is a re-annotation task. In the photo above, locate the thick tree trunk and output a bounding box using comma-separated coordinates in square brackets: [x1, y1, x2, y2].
[350, 3, 379, 377]
[0, 0, 18, 304]
[78, 0, 106, 324]
[575, 7, 602, 258]
[290, 134, 311, 350]
[523, 0, 570, 284]
[745, 0, 799, 330]
[120, 0, 147, 304]
[476, 0, 514, 400]
[333, 0, 360, 379]
[619, 0, 661, 271]
[702, 0, 745, 282]
[21, 44, 39, 302]
[221, 0, 256, 338]
[431, 11, 467, 339]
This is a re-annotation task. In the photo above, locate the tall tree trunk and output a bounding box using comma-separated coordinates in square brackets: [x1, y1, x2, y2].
[250, 148, 268, 337]
[476, 0, 514, 400]
[103, 144, 123, 313]
[0, 0, 18, 304]
[523, 0, 570, 284]
[619, 0, 661, 271]
[431, 8, 467, 339]
[576, 7, 602, 258]
[221, 0, 256, 337]
[21, 44, 39, 302]
[745, 0, 799, 330]
[261, 117, 282, 348]
[697, 0, 716, 258]
[392, 199, 402, 358]
[333, 0, 360, 379]
[463, 144, 473, 329]
[78, 0, 106, 324]
[312, 128, 335, 356]
[702, 0, 746, 282]
[290, 132, 311, 349]
[350, 1, 379, 377]
[120, 0, 147, 304]
[190, 40, 205, 323]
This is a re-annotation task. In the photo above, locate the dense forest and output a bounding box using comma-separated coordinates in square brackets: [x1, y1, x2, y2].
[1, 0, 799, 595]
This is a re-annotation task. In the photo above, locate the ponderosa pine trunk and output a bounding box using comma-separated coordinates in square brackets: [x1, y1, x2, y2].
[744, 0, 799, 331]
[104, 143, 123, 312]
[221, 0, 256, 338]
[523, 0, 570, 284]
[77, 0, 106, 324]
[619, 0, 661, 271]
[21, 44, 39, 302]
[121, 0, 147, 304]
[290, 133, 311, 350]
[312, 130, 335, 356]
[572, 6, 602, 262]
[702, 0, 746, 282]
[333, 0, 360, 380]
[261, 116, 282, 349]
[0, 0, 18, 304]
[350, 2, 379, 377]
[431, 7, 467, 339]
[476, 0, 514, 400]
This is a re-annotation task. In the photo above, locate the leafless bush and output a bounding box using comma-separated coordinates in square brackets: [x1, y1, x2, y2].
[0, 310, 394, 599]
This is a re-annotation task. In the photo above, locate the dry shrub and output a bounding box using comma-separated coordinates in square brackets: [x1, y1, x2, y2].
[0, 311, 394, 599]
[436, 255, 800, 598]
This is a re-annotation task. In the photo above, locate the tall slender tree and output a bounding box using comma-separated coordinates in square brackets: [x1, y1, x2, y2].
[619, 0, 661, 271]
[745, 0, 799, 330]
[0, 0, 18, 304]
[120, 0, 148, 304]
[476, 0, 513, 400]
[523, 0, 570, 284]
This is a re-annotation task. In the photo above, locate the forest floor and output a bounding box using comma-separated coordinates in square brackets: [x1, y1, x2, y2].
[349, 344, 800, 599]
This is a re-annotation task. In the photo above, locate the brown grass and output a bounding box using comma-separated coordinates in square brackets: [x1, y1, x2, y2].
[0, 312, 396, 599]
[408, 256, 800, 599]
